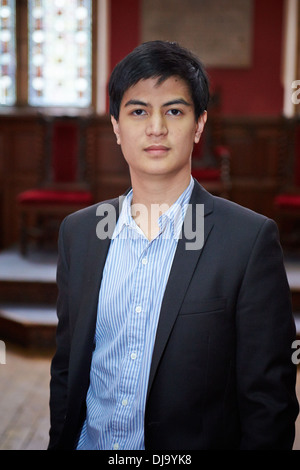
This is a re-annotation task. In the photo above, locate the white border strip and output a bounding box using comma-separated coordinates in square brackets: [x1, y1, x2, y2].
[282, 0, 298, 117]
[96, 0, 109, 114]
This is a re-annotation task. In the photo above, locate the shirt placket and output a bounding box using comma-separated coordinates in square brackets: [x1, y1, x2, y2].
[110, 236, 151, 450]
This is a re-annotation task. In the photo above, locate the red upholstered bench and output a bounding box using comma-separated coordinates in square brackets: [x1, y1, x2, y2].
[274, 194, 300, 209]
[191, 144, 231, 197]
[17, 189, 94, 206]
[274, 120, 300, 246]
[191, 168, 221, 181]
[16, 116, 94, 255]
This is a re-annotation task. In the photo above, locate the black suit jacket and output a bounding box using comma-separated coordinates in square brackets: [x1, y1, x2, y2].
[49, 180, 298, 450]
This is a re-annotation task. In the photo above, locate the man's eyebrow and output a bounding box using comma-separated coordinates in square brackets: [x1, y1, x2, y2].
[124, 99, 148, 107]
[124, 98, 192, 108]
[162, 98, 192, 107]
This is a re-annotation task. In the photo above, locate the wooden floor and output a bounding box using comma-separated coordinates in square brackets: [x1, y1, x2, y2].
[0, 342, 53, 450]
[0, 341, 300, 450]
[1, 247, 300, 450]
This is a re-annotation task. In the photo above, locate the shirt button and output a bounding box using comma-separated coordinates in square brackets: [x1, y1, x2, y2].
[131, 352, 137, 360]
[113, 443, 119, 450]
[142, 257, 148, 265]
[122, 399, 128, 406]
[135, 306, 142, 313]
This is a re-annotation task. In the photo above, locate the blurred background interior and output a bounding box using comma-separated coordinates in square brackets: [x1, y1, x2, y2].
[1, 0, 300, 450]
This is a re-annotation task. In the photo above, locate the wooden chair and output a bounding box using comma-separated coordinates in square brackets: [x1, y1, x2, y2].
[191, 117, 231, 198]
[274, 118, 300, 248]
[17, 115, 94, 255]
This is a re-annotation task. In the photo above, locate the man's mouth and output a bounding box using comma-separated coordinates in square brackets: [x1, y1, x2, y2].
[144, 145, 170, 155]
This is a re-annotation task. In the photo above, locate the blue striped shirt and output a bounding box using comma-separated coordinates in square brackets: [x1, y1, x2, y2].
[77, 177, 194, 450]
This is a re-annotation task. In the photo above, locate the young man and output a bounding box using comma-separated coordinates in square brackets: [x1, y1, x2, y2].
[48, 41, 298, 450]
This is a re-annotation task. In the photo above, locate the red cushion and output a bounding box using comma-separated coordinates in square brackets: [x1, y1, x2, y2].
[192, 168, 221, 181]
[274, 194, 300, 209]
[17, 189, 93, 205]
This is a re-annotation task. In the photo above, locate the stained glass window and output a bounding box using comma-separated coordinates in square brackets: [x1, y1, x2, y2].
[0, 0, 16, 106]
[28, 0, 92, 107]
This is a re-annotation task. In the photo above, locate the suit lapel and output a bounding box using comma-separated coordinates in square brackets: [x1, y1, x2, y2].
[68, 197, 122, 386]
[146, 182, 215, 399]
[78, 195, 125, 316]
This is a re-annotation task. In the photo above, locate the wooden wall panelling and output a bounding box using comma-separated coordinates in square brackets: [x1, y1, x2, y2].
[86, 115, 130, 203]
[217, 116, 289, 219]
[0, 114, 45, 248]
[0, 112, 291, 250]
[0, 112, 131, 250]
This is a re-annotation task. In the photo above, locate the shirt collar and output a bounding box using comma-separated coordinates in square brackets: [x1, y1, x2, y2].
[113, 176, 194, 240]
[112, 190, 135, 239]
[158, 177, 194, 239]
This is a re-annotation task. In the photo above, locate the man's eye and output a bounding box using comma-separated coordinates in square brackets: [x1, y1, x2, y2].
[167, 109, 182, 116]
[132, 109, 146, 116]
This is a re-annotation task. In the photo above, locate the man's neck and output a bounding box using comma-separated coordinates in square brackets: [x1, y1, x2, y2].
[129, 171, 192, 240]
[131, 172, 191, 206]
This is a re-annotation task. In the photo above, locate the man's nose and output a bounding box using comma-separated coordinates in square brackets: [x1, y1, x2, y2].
[145, 113, 168, 136]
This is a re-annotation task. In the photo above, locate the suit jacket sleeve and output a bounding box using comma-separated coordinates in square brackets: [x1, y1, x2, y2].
[236, 218, 298, 449]
[48, 218, 71, 449]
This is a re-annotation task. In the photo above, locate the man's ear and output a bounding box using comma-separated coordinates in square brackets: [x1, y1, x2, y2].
[194, 111, 207, 144]
[111, 116, 121, 145]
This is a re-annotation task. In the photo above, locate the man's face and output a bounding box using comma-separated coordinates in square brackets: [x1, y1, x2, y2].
[111, 76, 206, 181]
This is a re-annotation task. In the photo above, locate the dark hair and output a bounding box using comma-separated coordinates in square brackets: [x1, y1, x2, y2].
[109, 40, 210, 121]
